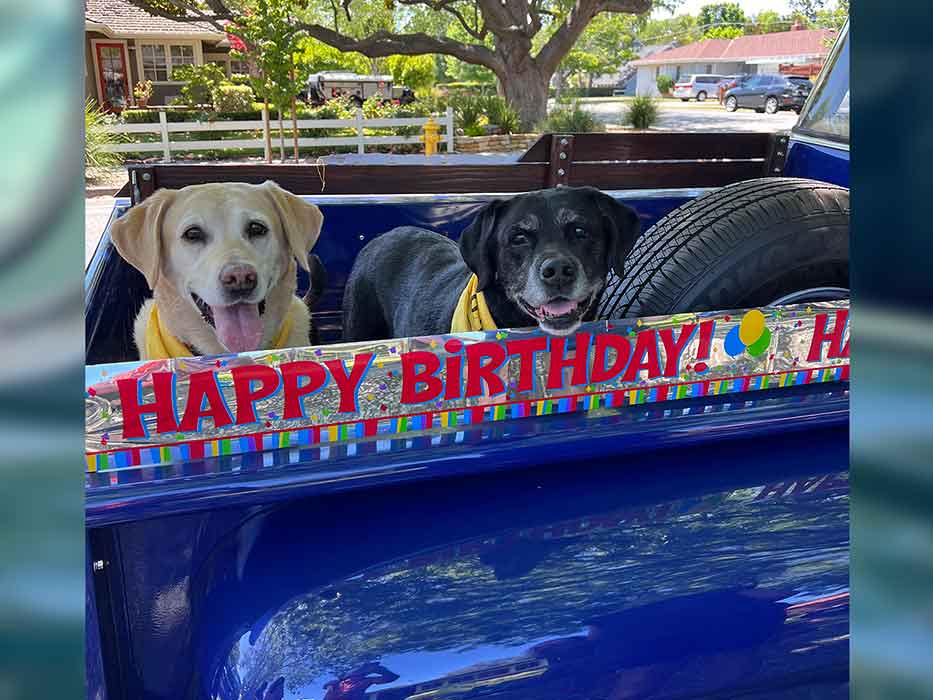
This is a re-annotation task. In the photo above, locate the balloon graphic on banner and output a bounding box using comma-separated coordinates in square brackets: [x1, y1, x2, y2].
[724, 310, 772, 358]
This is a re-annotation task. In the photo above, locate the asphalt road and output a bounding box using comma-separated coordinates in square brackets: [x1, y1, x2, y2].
[574, 98, 799, 132]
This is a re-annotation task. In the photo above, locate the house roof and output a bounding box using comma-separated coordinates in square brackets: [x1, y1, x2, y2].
[85, 0, 224, 37]
[631, 29, 836, 66]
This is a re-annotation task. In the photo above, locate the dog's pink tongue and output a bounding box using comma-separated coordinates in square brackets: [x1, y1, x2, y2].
[212, 303, 263, 354]
[541, 299, 578, 316]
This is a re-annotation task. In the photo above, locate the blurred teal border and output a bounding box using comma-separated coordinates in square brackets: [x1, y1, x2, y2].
[851, 0, 933, 697]
[0, 0, 85, 697]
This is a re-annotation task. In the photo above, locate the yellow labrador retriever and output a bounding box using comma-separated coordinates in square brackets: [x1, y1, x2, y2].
[110, 180, 323, 359]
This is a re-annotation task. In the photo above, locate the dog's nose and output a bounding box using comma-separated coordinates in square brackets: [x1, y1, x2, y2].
[539, 256, 577, 286]
[220, 263, 258, 294]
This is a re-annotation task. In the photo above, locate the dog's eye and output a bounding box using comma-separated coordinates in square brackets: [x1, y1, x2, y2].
[572, 226, 587, 239]
[510, 233, 530, 246]
[247, 221, 268, 238]
[181, 226, 205, 243]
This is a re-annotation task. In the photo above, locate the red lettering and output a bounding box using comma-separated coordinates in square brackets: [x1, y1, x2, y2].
[231, 365, 280, 425]
[280, 361, 329, 420]
[464, 341, 507, 398]
[658, 323, 697, 377]
[807, 310, 850, 362]
[401, 351, 443, 403]
[444, 354, 463, 400]
[546, 333, 592, 390]
[324, 353, 374, 413]
[621, 330, 662, 382]
[117, 372, 179, 439]
[591, 333, 631, 384]
[506, 336, 548, 392]
[179, 370, 234, 432]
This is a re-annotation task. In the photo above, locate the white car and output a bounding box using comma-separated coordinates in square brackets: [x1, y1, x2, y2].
[672, 74, 728, 102]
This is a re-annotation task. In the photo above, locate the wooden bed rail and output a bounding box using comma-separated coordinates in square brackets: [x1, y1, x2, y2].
[122, 131, 786, 203]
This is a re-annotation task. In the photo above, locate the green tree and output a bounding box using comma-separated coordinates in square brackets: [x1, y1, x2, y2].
[633, 13, 701, 47]
[228, 0, 307, 162]
[385, 54, 436, 94]
[130, 0, 658, 131]
[747, 10, 784, 34]
[815, 0, 848, 29]
[789, 0, 826, 21]
[698, 3, 746, 36]
[297, 37, 370, 75]
[556, 13, 635, 97]
[703, 26, 743, 39]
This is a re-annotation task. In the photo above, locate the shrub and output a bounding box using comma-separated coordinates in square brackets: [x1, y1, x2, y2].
[656, 74, 674, 95]
[212, 84, 255, 113]
[85, 99, 124, 179]
[229, 73, 252, 86]
[451, 94, 486, 133]
[622, 96, 659, 130]
[172, 63, 227, 106]
[417, 90, 449, 115]
[538, 101, 605, 133]
[481, 95, 520, 134]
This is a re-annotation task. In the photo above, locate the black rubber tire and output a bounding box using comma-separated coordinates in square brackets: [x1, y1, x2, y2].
[598, 178, 849, 319]
[680, 98, 690, 102]
[725, 96, 738, 112]
[765, 96, 779, 114]
[696, 90, 707, 102]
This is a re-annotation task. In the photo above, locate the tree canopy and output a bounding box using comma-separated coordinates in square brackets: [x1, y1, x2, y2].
[130, 0, 657, 129]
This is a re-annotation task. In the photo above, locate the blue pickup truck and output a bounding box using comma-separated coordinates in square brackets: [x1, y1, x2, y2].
[85, 23, 849, 700]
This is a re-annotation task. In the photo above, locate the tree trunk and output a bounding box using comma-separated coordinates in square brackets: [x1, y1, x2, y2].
[263, 94, 272, 164]
[554, 69, 565, 103]
[498, 65, 550, 132]
[291, 95, 299, 162]
[278, 110, 285, 162]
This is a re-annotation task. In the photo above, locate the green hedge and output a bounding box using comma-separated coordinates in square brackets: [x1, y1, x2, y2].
[548, 86, 616, 98]
[212, 84, 255, 113]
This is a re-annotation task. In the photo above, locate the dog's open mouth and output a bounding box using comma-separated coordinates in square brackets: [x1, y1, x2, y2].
[519, 292, 597, 335]
[191, 293, 266, 353]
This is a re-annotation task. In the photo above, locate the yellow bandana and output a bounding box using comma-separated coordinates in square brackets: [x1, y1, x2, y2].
[145, 302, 296, 359]
[450, 273, 498, 333]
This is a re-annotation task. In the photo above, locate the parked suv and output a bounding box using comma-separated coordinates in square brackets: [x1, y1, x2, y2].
[672, 74, 726, 102]
[724, 74, 813, 114]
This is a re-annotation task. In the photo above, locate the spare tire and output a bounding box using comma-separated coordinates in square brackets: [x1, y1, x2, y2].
[599, 178, 849, 319]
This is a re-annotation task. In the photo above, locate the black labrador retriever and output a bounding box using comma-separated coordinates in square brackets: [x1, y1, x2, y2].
[342, 186, 641, 341]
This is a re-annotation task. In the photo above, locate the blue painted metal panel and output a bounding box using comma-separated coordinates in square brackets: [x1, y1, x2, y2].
[784, 139, 850, 188]
[88, 424, 848, 699]
[86, 383, 848, 528]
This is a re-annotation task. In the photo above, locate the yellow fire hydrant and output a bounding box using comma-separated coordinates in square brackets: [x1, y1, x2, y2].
[421, 117, 442, 156]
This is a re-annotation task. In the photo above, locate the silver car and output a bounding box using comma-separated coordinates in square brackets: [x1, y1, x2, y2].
[672, 74, 728, 102]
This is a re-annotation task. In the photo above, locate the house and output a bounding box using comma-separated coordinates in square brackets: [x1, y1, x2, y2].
[85, 0, 247, 111]
[630, 27, 836, 97]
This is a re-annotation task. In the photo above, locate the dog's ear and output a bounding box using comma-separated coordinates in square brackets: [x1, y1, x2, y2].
[459, 199, 503, 291]
[585, 187, 641, 276]
[110, 188, 176, 289]
[262, 180, 323, 272]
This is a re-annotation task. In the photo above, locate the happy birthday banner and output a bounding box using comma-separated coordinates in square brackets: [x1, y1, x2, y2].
[85, 302, 849, 474]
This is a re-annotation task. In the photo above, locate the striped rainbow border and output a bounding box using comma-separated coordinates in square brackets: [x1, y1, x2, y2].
[86, 364, 848, 473]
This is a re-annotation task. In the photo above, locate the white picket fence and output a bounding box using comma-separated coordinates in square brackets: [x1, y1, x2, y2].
[103, 106, 455, 161]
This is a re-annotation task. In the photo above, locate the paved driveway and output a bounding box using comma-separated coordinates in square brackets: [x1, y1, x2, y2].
[86, 195, 115, 266]
[569, 98, 799, 133]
